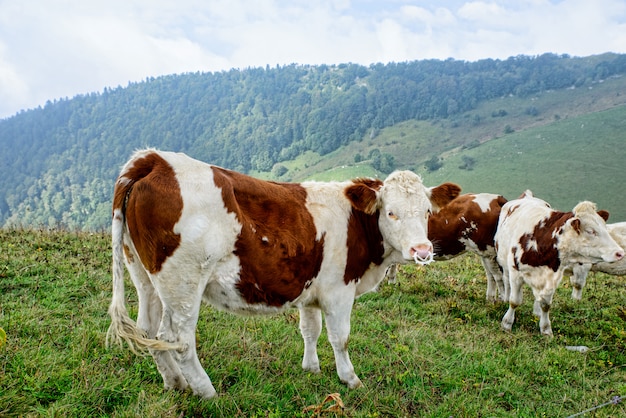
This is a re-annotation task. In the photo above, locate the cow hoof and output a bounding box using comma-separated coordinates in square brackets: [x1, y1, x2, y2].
[164, 376, 189, 392]
[303, 365, 321, 374]
[343, 376, 362, 389]
[194, 386, 218, 399]
[500, 322, 513, 333]
[571, 290, 582, 300]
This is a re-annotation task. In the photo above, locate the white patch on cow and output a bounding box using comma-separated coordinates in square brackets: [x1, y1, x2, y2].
[472, 193, 498, 212]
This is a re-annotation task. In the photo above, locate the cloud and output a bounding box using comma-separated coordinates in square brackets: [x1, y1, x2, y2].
[0, 0, 625, 118]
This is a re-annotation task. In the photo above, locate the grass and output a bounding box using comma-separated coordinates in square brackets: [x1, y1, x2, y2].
[1, 229, 626, 417]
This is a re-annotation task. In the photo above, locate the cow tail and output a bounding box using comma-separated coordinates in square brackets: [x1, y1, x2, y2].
[106, 175, 179, 355]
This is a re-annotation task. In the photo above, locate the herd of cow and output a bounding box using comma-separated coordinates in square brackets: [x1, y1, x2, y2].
[106, 149, 625, 399]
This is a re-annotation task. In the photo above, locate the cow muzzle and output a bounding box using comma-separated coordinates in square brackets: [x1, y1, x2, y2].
[410, 243, 435, 265]
[608, 248, 625, 262]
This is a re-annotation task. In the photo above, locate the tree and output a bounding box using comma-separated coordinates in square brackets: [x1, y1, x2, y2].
[425, 156, 443, 172]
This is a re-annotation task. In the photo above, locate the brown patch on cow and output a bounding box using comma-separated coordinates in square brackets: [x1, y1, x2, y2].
[113, 152, 183, 273]
[597, 210, 610, 222]
[123, 244, 134, 263]
[211, 167, 325, 307]
[511, 246, 519, 270]
[344, 207, 384, 284]
[517, 211, 573, 272]
[505, 203, 521, 219]
[344, 178, 384, 215]
[428, 194, 507, 257]
[429, 183, 462, 211]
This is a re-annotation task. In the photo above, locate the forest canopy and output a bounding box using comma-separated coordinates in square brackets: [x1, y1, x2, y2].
[1, 52, 625, 230]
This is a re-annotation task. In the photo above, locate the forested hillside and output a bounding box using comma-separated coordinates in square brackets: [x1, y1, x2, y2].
[1, 52, 625, 230]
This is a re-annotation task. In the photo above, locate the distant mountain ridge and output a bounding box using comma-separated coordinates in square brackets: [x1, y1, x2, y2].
[1, 52, 625, 230]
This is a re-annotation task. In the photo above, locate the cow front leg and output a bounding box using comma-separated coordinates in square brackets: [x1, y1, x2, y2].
[324, 301, 362, 389]
[570, 263, 591, 300]
[299, 306, 322, 373]
[532, 288, 556, 337]
[501, 272, 523, 332]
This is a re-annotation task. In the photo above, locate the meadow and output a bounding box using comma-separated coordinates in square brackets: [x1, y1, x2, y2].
[1, 229, 625, 417]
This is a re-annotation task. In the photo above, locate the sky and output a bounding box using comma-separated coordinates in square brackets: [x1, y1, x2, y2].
[1, 0, 626, 119]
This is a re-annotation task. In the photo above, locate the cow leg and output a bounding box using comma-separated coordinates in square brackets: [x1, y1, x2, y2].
[385, 263, 398, 284]
[150, 271, 217, 399]
[570, 263, 591, 300]
[481, 256, 504, 302]
[126, 261, 188, 391]
[501, 271, 523, 332]
[155, 302, 217, 399]
[299, 306, 322, 373]
[322, 294, 362, 389]
[532, 286, 556, 337]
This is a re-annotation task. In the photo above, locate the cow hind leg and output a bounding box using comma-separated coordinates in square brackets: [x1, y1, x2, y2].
[501, 272, 523, 332]
[322, 294, 362, 389]
[126, 261, 188, 391]
[150, 270, 217, 399]
[155, 303, 217, 399]
[299, 306, 322, 373]
[482, 256, 504, 302]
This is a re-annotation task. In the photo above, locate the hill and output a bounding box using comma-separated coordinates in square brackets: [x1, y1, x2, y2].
[1, 53, 625, 229]
[276, 74, 626, 221]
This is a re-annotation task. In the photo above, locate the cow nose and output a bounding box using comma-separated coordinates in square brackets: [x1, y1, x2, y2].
[411, 243, 433, 260]
[616, 250, 624, 261]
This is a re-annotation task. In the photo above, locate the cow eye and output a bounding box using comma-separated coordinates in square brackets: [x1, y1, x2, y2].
[388, 211, 398, 220]
[586, 228, 597, 236]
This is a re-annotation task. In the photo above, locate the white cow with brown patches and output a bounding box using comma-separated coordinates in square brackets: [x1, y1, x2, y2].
[568, 221, 626, 299]
[495, 191, 624, 336]
[106, 149, 461, 398]
[386, 193, 508, 301]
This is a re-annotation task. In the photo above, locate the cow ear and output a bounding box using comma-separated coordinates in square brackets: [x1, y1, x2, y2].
[597, 210, 610, 222]
[345, 183, 379, 214]
[570, 218, 582, 234]
[429, 182, 461, 212]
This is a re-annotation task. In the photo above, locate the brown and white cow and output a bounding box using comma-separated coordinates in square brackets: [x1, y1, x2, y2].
[386, 193, 508, 301]
[106, 149, 460, 398]
[568, 221, 626, 299]
[495, 191, 624, 336]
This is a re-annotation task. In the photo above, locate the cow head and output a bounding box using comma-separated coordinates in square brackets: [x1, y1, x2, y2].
[345, 171, 460, 262]
[563, 201, 625, 263]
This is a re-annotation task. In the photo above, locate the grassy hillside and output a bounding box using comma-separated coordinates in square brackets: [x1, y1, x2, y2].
[1, 229, 626, 416]
[422, 105, 626, 221]
[267, 74, 626, 220]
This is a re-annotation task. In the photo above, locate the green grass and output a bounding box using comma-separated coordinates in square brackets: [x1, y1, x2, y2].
[1, 229, 626, 417]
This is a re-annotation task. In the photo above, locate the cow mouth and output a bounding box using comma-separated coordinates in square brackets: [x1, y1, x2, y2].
[413, 252, 435, 265]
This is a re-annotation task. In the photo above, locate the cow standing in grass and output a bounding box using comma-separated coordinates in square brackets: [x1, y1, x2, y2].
[386, 192, 508, 301]
[495, 191, 624, 336]
[568, 221, 626, 299]
[107, 149, 460, 399]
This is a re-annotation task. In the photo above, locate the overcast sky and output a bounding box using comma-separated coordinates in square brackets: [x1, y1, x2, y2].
[1, 0, 625, 119]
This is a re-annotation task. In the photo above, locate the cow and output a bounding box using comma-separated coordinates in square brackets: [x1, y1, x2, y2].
[568, 221, 626, 300]
[385, 193, 508, 301]
[106, 149, 461, 399]
[495, 190, 624, 336]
